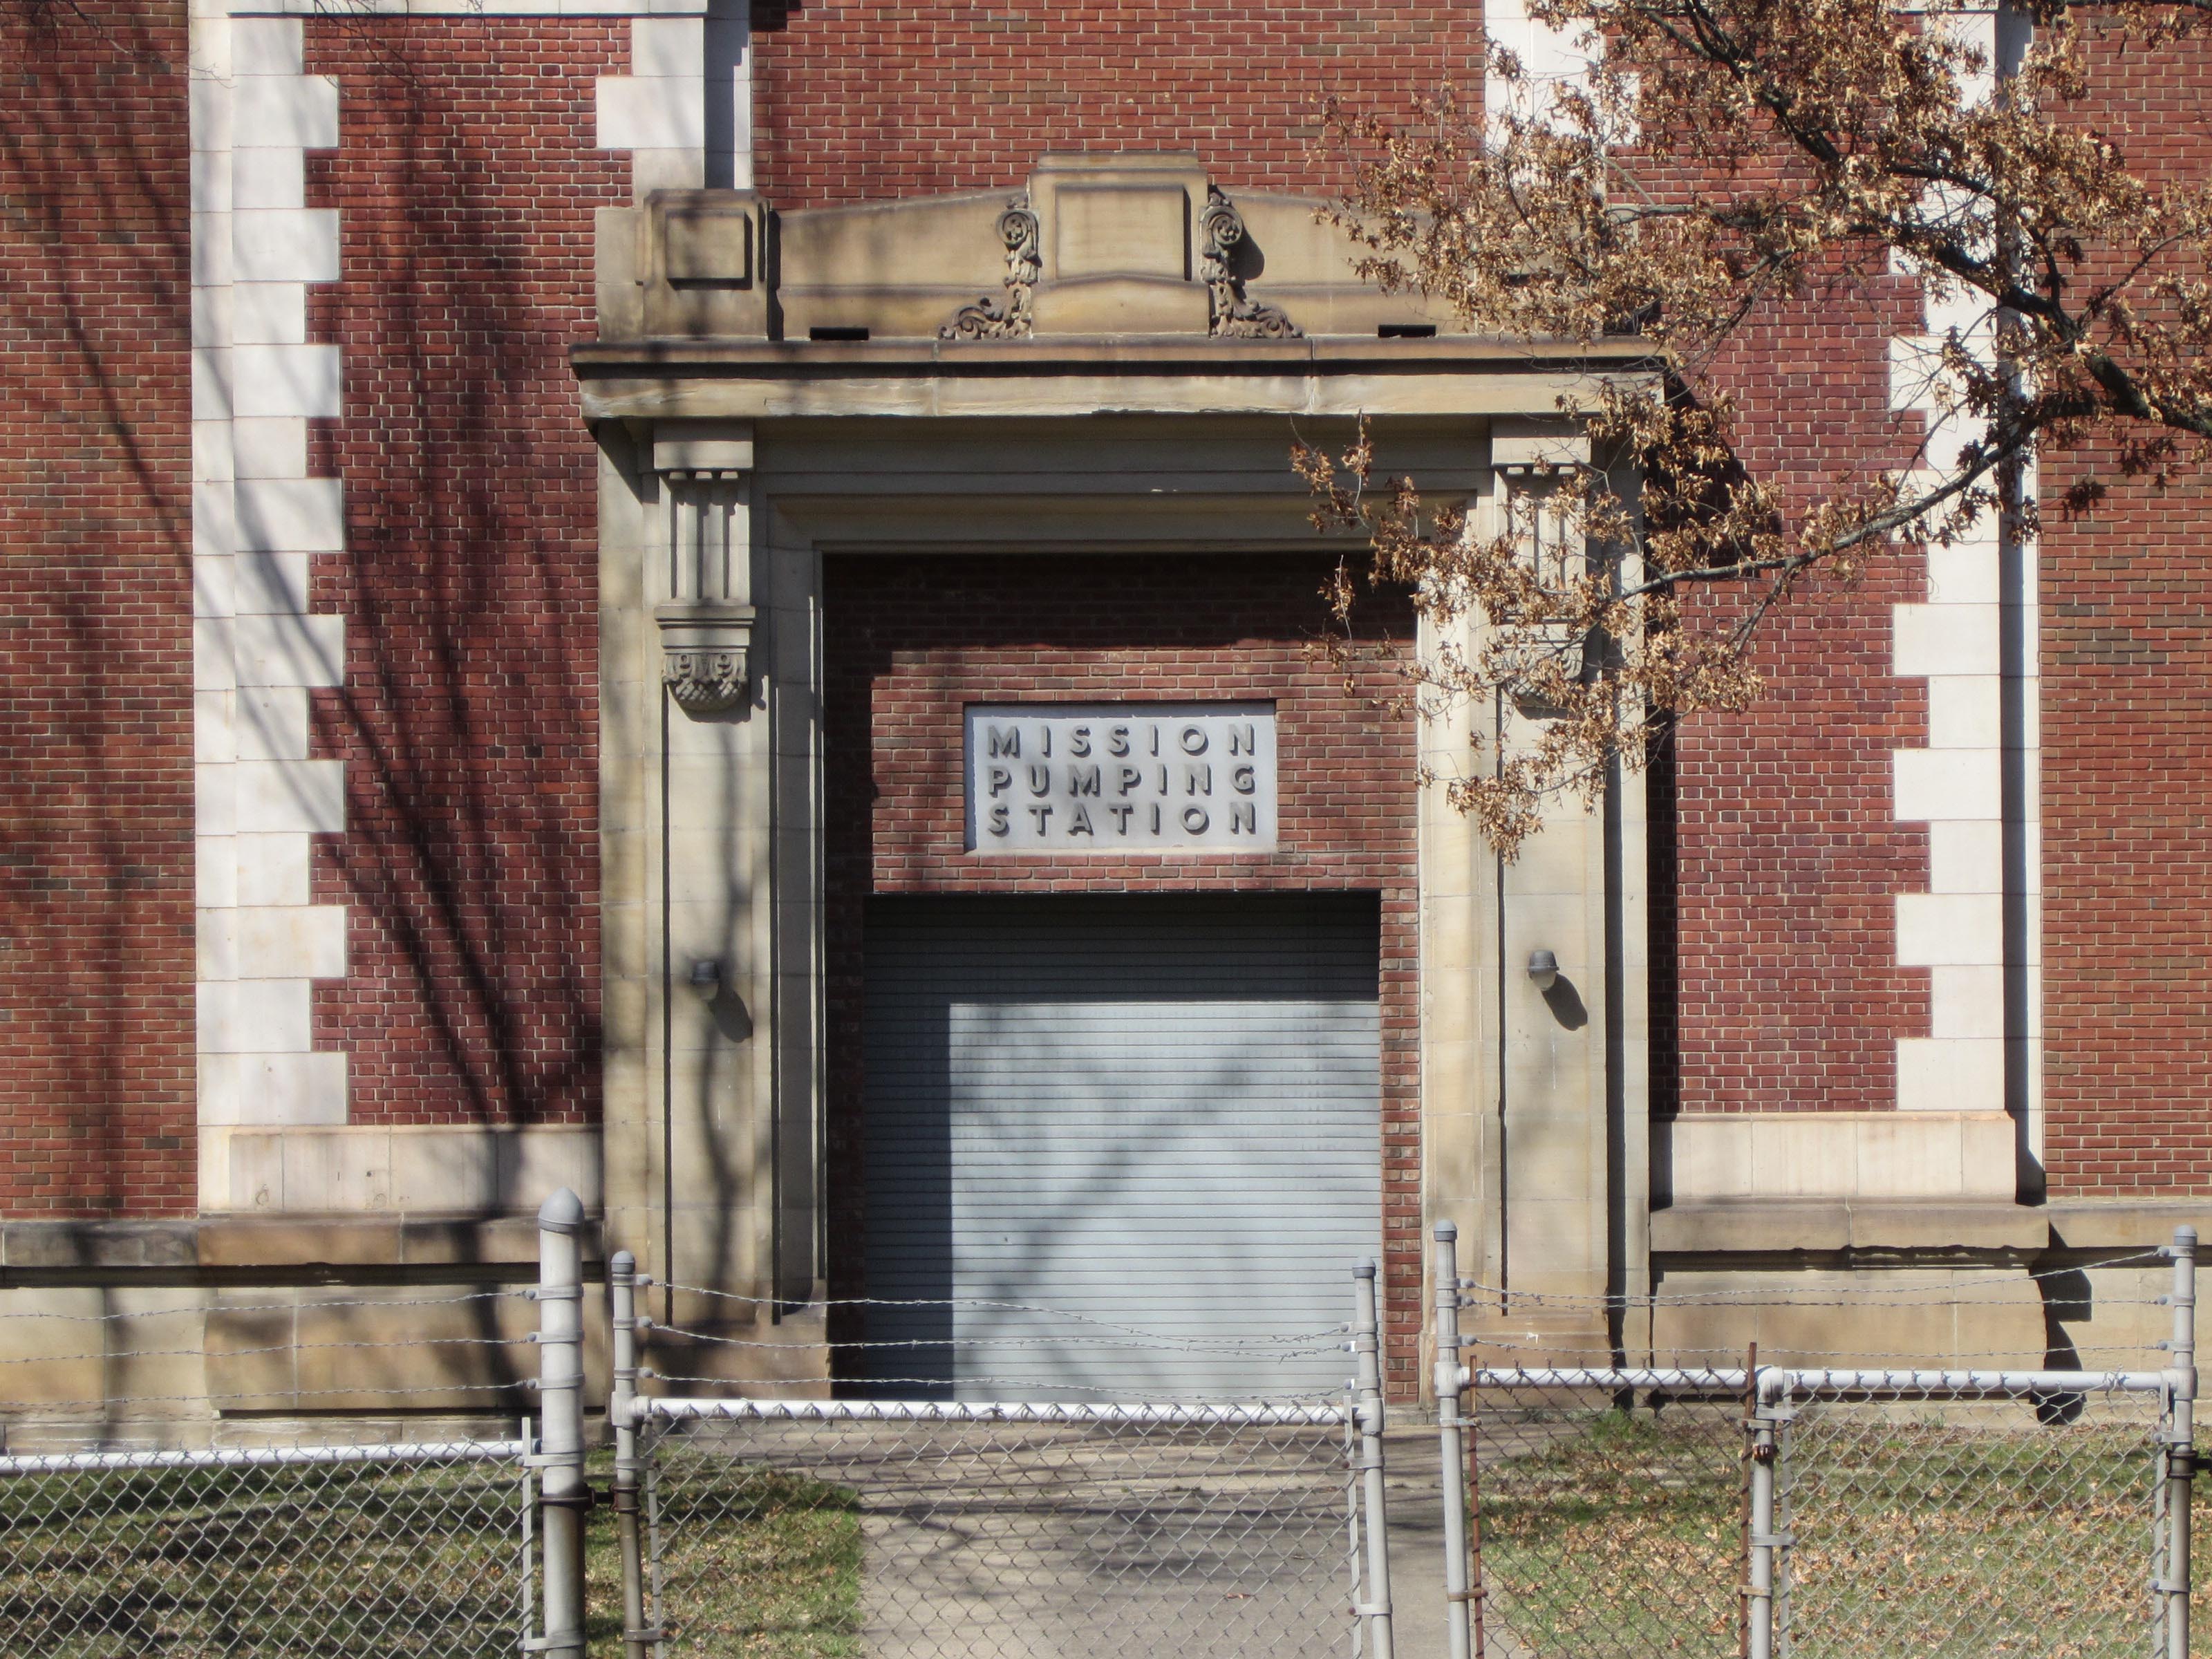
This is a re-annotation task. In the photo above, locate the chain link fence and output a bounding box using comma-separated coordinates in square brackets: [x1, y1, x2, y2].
[0, 1434, 537, 1659]
[1450, 1368, 2174, 1659]
[636, 1400, 1359, 1659]
[3, 1204, 2202, 1659]
[0, 1288, 544, 1659]
[1463, 1369, 1750, 1657]
[1776, 1376, 2166, 1658]
[1432, 1225, 2201, 1659]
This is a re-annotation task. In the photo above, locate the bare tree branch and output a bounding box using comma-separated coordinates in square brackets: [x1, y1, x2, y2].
[1312, 0, 2212, 854]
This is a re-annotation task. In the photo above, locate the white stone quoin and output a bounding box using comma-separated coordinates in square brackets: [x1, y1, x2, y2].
[1884, 7, 2039, 1133]
[597, 7, 751, 196]
[190, 6, 350, 1197]
[188, 0, 756, 1211]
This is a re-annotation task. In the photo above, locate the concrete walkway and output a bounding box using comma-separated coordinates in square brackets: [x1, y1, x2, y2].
[848, 1420, 1363, 1659]
[668, 1413, 1465, 1658]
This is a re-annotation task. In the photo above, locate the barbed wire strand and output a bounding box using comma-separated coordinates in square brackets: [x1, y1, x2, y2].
[640, 1371, 1351, 1403]
[1455, 1247, 2171, 1310]
[647, 1320, 1346, 1358]
[656, 1282, 1352, 1345]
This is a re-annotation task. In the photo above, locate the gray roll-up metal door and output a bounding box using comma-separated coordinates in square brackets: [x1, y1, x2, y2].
[861, 893, 1382, 1400]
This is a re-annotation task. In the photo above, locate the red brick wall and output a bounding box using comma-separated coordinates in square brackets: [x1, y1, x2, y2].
[1663, 303, 1934, 1118]
[2041, 453, 2212, 1194]
[2038, 34, 2212, 1195]
[750, 1, 1486, 207]
[0, 0, 196, 1215]
[300, 20, 626, 1125]
[822, 554, 1425, 1387]
[8, 0, 2187, 1226]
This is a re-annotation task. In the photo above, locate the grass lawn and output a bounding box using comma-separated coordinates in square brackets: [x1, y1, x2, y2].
[0, 1445, 863, 1659]
[613, 1452, 863, 1659]
[0, 1455, 533, 1658]
[1472, 1399, 2175, 1659]
[1476, 1405, 1743, 1656]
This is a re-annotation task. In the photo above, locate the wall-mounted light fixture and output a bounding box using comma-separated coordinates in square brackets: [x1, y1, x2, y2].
[687, 958, 722, 1002]
[1526, 948, 1559, 991]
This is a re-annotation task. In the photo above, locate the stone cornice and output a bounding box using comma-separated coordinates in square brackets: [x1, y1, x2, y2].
[570, 335, 1659, 424]
[574, 335, 1655, 373]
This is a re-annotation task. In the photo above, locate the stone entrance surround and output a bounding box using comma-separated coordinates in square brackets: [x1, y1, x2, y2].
[576, 151, 1660, 1386]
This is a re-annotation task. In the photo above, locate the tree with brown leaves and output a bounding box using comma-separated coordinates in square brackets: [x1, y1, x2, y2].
[1302, 0, 2212, 855]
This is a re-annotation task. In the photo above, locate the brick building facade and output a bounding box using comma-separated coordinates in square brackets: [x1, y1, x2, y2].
[1, 0, 2206, 1402]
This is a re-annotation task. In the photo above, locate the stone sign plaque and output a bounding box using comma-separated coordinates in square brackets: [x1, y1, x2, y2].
[965, 704, 1278, 852]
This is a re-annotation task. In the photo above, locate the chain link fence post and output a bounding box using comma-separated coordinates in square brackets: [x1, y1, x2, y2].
[1351, 1259, 1396, 1659]
[536, 1189, 588, 1659]
[609, 1249, 655, 1659]
[2167, 1225, 2197, 1659]
[1746, 1364, 1779, 1659]
[1434, 1221, 1474, 1659]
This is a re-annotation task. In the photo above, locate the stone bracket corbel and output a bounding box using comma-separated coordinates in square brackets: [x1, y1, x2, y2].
[655, 599, 756, 717]
[651, 424, 756, 718]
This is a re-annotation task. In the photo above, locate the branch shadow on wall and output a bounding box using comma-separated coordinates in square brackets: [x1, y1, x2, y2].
[854, 892, 1383, 1402]
[301, 30, 613, 1215]
[0, 0, 194, 1217]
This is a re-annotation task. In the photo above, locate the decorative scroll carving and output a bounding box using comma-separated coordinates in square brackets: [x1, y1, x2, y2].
[657, 601, 756, 717]
[663, 644, 749, 715]
[1199, 186, 1300, 339]
[939, 196, 1041, 340]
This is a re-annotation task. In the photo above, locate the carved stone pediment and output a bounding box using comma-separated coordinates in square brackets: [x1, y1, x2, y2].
[615, 151, 1459, 343]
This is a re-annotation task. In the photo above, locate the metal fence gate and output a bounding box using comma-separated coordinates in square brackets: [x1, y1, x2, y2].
[1774, 1371, 2172, 1658]
[603, 1254, 1400, 1659]
[632, 1400, 1361, 1659]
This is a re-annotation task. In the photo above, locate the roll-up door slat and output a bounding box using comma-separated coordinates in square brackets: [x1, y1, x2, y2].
[861, 893, 1382, 1400]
